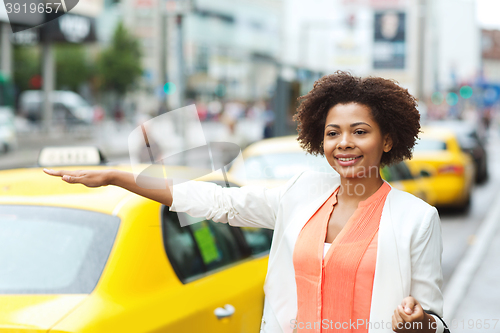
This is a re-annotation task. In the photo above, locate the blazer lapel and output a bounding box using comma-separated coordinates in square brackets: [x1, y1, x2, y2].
[282, 183, 341, 265]
[265, 173, 341, 333]
[368, 188, 405, 332]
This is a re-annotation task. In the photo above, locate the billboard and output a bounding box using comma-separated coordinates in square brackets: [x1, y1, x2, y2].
[373, 11, 405, 69]
[41, 12, 96, 42]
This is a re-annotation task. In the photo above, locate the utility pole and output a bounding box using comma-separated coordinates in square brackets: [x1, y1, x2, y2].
[0, 23, 12, 78]
[163, 0, 191, 164]
[159, 0, 167, 114]
[415, 0, 427, 102]
[273, 68, 290, 137]
[176, 14, 185, 109]
[41, 39, 55, 134]
[164, 0, 189, 110]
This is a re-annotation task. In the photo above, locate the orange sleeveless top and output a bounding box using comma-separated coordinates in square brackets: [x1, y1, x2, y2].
[293, 181, 391, 332]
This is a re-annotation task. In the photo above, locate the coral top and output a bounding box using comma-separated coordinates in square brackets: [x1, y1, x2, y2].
[293, 181, 391, 332]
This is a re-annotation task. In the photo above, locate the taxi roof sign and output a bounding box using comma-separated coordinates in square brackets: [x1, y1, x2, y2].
[38, 146, 106, 167]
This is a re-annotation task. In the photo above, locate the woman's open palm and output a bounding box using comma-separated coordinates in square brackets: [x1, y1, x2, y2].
[43, 169, 112, 188]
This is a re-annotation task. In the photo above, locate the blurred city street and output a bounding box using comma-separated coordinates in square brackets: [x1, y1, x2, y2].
[1, 0, 500, 331]
[3, 118, 500, 307]
[440, 129, 500, 330]
[0, 117, 266, 170]
[450, 216, 500, 332]
[2, 120, 500, 330]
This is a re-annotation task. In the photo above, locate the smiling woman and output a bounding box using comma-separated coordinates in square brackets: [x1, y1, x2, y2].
[293, 71, 420, 169]
[287, 71, 446, 333]
[43, 71, 447, 333]
[323, 103, 393, 179]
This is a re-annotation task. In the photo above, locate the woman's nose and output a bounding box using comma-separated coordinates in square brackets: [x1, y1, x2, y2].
[337, 133, 354, 150]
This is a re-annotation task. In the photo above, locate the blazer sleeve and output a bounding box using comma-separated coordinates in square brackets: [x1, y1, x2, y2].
[410, 206, 445, 333]
[169, 171, 304, 229]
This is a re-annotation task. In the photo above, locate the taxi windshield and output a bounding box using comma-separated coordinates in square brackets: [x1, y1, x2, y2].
[0, 206, 120, 294]
[413, 138, 447, 151]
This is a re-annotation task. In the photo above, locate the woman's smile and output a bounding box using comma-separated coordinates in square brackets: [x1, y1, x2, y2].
[334, 154, 363, 167]
[323, 102, 392, 179]
[324, 103, 386, 178]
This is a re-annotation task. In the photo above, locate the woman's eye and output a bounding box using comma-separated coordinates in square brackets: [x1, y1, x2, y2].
[355, 130, 366, 135]
[327, 132, 338, 137]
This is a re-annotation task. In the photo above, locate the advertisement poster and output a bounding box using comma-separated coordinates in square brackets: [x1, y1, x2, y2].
[373, 11, 406, 69]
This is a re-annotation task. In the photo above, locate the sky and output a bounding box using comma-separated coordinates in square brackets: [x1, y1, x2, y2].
[476, 0, 500, 29]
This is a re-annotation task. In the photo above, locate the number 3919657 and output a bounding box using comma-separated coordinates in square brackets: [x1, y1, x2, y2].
[5, 2, 62, 14]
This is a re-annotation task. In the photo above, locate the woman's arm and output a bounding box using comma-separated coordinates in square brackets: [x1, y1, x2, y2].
[392, 206, 445, 333]
[409, 206, 445, 333]
[43, 169, 173, 206]
[43, 168, 305, 229]
[169, 171, 304, 229]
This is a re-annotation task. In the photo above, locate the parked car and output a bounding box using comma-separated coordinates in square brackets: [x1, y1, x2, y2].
[0, 71, 17, 152]
[18, 90, 95, 125]
[0, 148, 271, 332]
[229, 135, 436, 205]
[0, 110, 17, 153]
[405, 126, 475, 212]
[380, 159, 436, 206]
[427, 119, 488, 183]
[229, 135, 334, 188]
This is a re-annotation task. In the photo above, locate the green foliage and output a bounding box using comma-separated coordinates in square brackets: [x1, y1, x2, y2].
[55, 44, 93, 91]
[13, 46, 40, 92]
[97, 21, 143, 96]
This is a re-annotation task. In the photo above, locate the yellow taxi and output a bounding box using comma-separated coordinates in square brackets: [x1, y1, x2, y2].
[229, 135, 436, 205]
[0, 148, 271, 332]
[404, 126, 475, 211]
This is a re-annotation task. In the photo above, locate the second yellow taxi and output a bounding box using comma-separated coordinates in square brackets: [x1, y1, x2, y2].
[229, 135, 436, 205]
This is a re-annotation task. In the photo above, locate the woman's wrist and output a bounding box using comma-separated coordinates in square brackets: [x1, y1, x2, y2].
[424, 312, 437, 333]
[106, 169, 119, 186]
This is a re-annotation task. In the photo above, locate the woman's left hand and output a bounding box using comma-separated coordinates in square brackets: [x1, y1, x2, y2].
[392, 296, 434, 332]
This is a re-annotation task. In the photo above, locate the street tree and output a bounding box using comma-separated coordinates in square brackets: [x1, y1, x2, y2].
[13, 45, 40, 93]
[55, 44, 94, 92]
[96, 20, 143, 119]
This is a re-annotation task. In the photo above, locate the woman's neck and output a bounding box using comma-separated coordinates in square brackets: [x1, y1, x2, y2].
[337, 172, 385, 207]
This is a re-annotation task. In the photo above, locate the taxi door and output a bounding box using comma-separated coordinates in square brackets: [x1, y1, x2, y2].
[160, 209, 269, 333]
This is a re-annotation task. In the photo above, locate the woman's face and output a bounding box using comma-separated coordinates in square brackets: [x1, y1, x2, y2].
[323, 102, 392, 179]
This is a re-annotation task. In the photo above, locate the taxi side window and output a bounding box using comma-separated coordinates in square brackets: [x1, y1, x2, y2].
[162, 208, 244, 282]
[381, 166, 393, 182]
[395, 162, 414, 180]
[163, 213, 205, 279]
[382, 162, 413, 182]
[240, 227, 273, 255]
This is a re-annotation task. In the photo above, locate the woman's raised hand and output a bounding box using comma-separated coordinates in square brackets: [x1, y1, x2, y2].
[43, 168, 113, 188]
[43, 168, 173, 206]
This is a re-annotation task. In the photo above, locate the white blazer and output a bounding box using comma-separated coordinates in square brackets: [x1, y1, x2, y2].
[170, 170, 445, 333]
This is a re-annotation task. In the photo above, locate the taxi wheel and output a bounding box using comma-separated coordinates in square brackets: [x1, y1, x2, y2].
[455, 192, 471, 214]
[476, 164, 488, 184]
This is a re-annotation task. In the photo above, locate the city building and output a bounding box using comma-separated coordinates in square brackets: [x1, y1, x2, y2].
[482, 29, 500, 82]
[280, 0, 480, 100]
[119, 0, 283, 114]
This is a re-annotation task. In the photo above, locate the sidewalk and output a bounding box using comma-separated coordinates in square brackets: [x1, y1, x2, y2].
[450, 225, 500, 332]
[443, 129, 500, 332]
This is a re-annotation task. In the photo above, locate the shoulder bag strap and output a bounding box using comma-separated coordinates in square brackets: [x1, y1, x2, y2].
[424, 310, 451, 333]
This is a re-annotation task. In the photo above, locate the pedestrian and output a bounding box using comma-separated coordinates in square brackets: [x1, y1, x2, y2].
[43, 71, 448, 333]
[262, 102, 275, 138]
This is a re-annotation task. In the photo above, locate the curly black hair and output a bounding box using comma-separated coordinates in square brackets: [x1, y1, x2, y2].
[292, 71, 421, 167]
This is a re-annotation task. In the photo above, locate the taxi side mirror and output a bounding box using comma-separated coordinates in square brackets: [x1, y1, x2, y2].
[420, 169, 432, 178]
